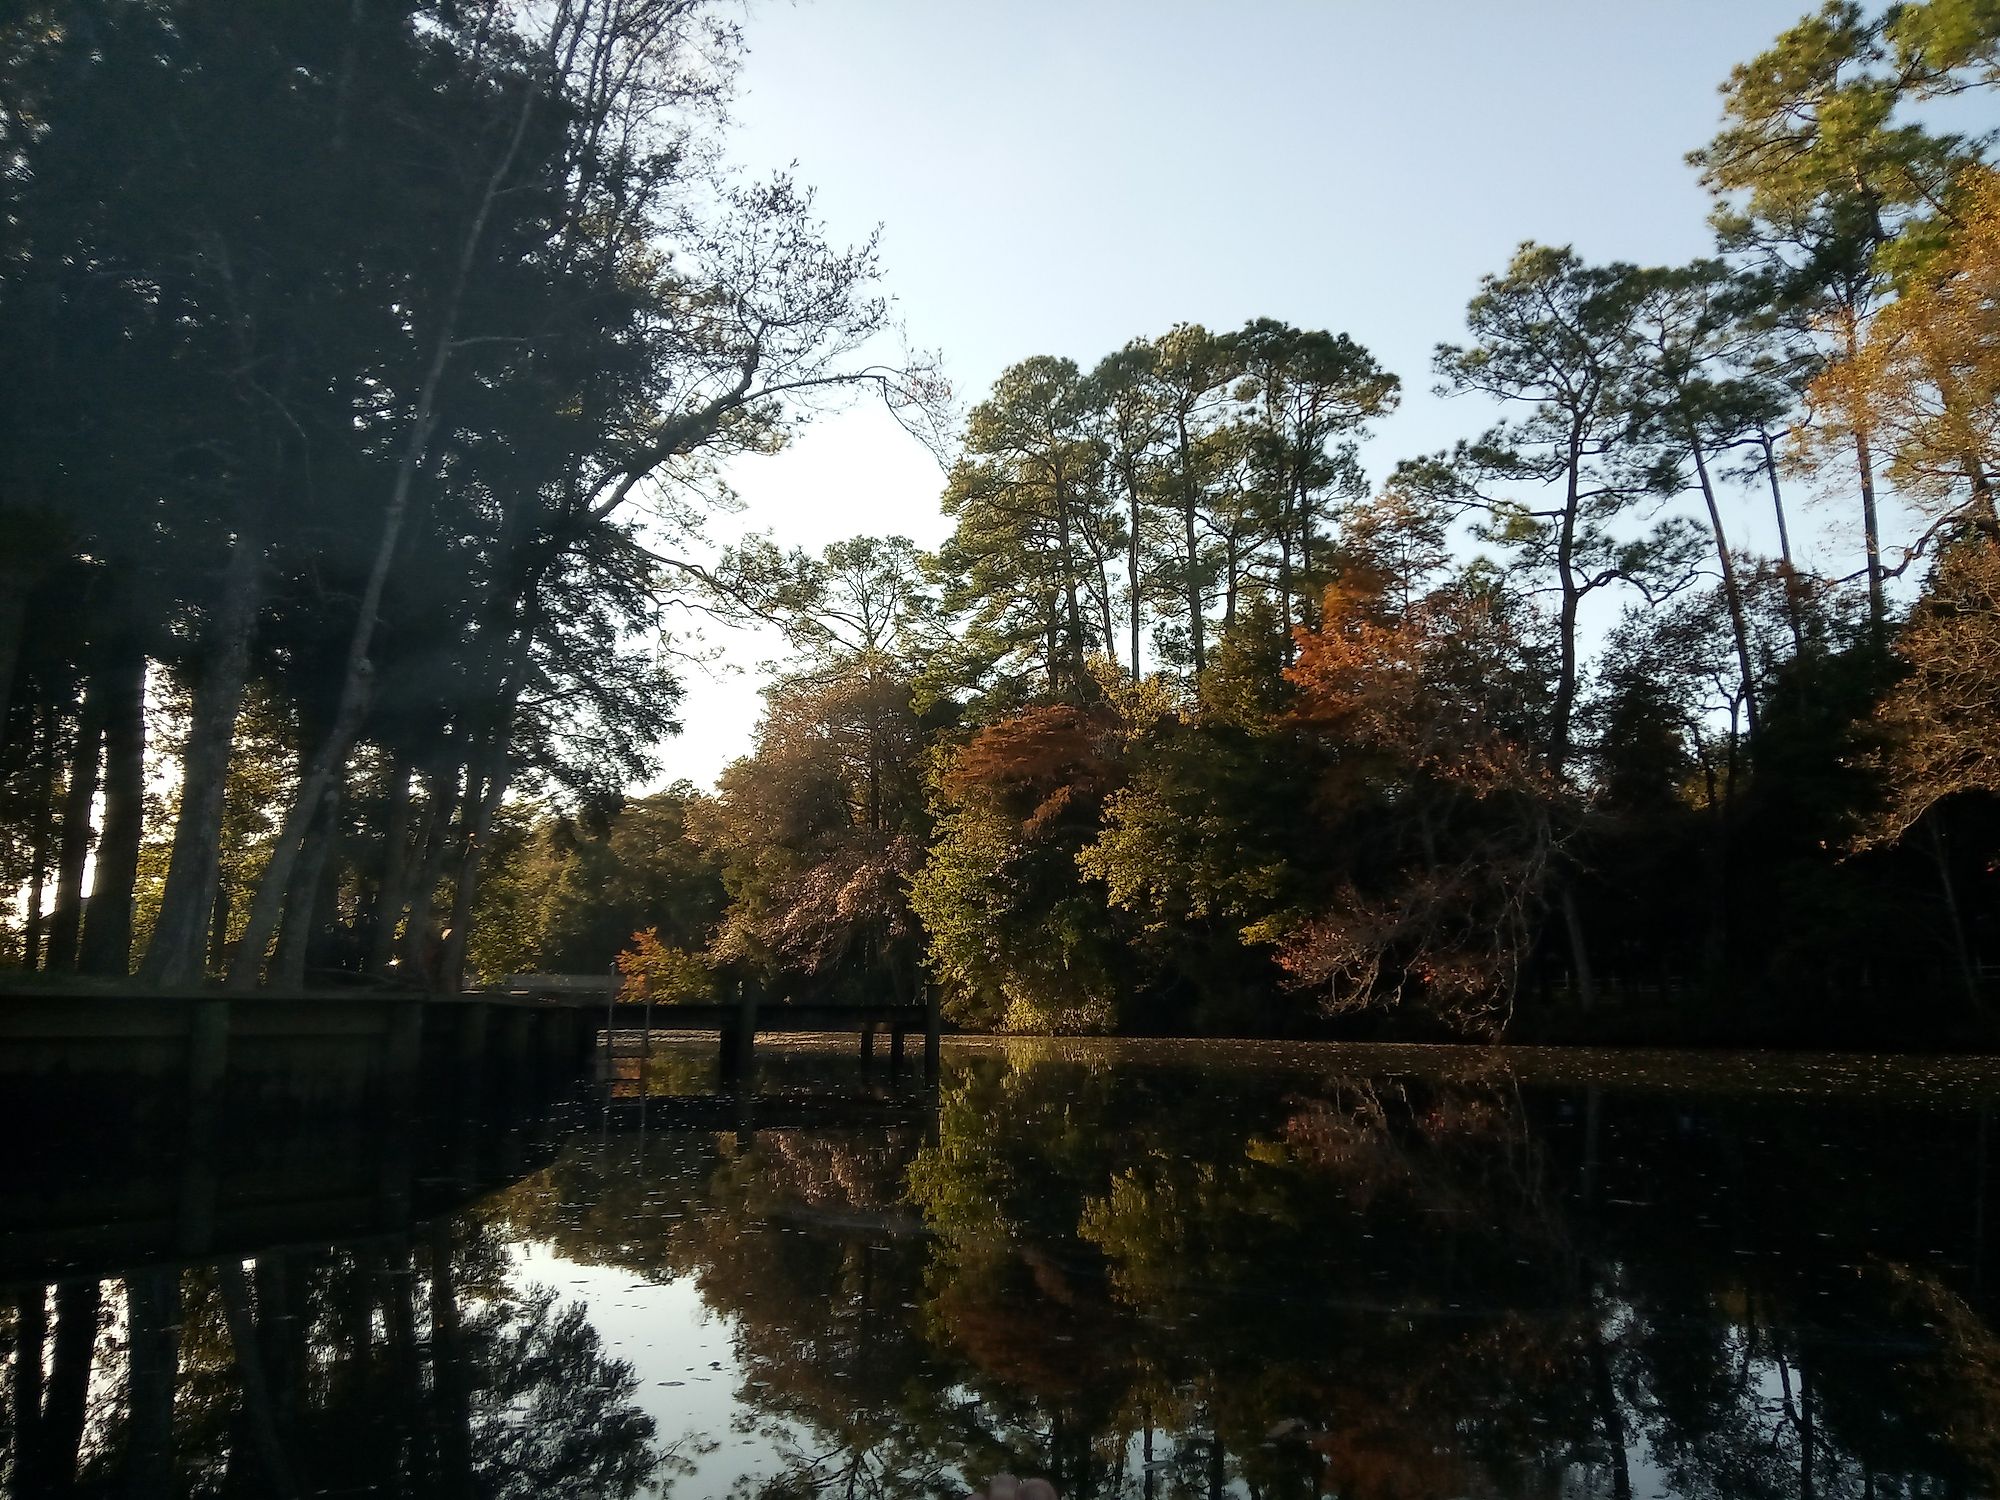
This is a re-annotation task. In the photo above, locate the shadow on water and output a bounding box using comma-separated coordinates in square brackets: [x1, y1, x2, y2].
[5, 1038, 2000, 1497]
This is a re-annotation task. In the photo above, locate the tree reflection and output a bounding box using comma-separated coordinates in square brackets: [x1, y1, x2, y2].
[7, 1055, 1999, 1499]
[566, 1052, 2000, 1500]
[0, 1219, 670, 1497]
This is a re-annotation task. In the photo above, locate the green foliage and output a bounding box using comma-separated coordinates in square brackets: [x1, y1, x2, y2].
[467, 786, 724, 983]
[6, 2, 1998, 1040]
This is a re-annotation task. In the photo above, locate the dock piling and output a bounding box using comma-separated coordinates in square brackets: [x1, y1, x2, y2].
[923, 982, 941, 1086]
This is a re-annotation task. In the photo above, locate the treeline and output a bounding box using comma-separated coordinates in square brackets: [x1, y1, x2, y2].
[0, 2, 922, 989]
[495, 0, 1999, 1040]
[5, 3, 1999, 1042]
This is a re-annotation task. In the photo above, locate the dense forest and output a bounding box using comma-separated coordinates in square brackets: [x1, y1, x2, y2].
[3, 2, 1998, 1042]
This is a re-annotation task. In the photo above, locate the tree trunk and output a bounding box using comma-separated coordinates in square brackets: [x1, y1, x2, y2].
[1857, 423, 1886, 638]
[397, 764, 465, 981]
[1184, 505, 1204, 673]
[230, 61, 546, 986]
[270, 778, 345, 988]
[1054, 482, 1086, 692]
[227, 682, 367, 989]
[1690, 433, 1760, 741]
[122, 1269, 182, 1497]
[78, 638, 147, 976]
[1551, 423, 1586, 779]
[23, 704, 58, 971]
[140, 525, 266, 987]
[12, 1288, 46, 1493]
[0, 572, 29, 765]
[366, 757, 415, 973]
[1562, 887, 1598, 1012]
[45, 676, 108, 973]
[435, 593, 548, 991]
[440, 744, 515, 994]
[43, 1280, 102, 1494]
[1296, 464, 1314, 630]
[1176, 412, 1206, 674]
[1125, 461, 1143, 679]
[1276, 518, 1294, 664]
[1843, 314, 1887, 638]
[207, 875, 233, 976]
[1758, 430, 1808, 655]
[1928, 815, 1986, 1025]
[1223, 533, 1240, 630]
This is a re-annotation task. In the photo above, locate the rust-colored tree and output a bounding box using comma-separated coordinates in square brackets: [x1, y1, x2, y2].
[1276, 575, 1553, 1036]
[1864, 533, 2000, 845]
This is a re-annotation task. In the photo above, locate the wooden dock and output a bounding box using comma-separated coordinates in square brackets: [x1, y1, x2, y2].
[488, 973, 943, 1084]
[0, 978, 945, 1287]
[0, 981, 945, 1118]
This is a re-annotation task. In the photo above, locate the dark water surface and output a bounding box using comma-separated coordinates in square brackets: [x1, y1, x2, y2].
[7, 1039, 2000, 1498]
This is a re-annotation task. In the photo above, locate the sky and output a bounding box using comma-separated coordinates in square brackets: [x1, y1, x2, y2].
[648, 0, 1854, 788]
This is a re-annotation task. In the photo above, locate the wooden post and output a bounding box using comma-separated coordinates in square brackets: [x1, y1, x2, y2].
[860, 1022, 876, 1064]
[382, 998, 424, 1085]
[720, 980, 757, 1085]
[379, 999, 424, 1225]
[457, 1001, 488, 1071]
[176, 997, 231, 1256]
[604, 966, 618, 1077]
[187, 997, 230, 1106]
[640, 989, 653, 1096]
[456, 1002, 488, 1122]
[923, 982, 941, 1086]
[889, 1025, 906, 1074]
[738, 981, 758, 1079]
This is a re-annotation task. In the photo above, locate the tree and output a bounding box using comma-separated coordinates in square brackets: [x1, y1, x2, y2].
[1864, 531, 2000, 844]
[614, 927, 713, 1003]
[468, 785, 725, 982]
[1692, 0, 1993, 632]
[1275, 568, 1553, 1035]
[0, 2, 923, 990]
[1429, 243, 1703, 778]
[1232, 319, 1400, 649]
[1813, 163, 2000, 533]
[1089, 340, 1170, 680]
[935, 358, 1120, 700]
[695, 666, 932, 1000]
[912, 695, 1137, 1032]
[1620, 258, 1800, 737]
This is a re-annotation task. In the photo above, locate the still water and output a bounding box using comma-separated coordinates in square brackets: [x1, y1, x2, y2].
[6, 1039, 2000, 1498]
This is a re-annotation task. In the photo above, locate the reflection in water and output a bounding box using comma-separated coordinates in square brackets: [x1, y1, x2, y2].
[4, 1042, 2000, 1498]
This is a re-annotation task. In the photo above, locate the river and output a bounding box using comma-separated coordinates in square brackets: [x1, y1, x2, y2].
[5, 1038, 2000, 1497]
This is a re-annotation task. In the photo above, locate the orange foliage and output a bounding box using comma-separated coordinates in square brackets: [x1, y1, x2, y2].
[1285, 579, 1541, 796]
[1273, 579, 1551, 1034]
[942, 703, 1121, 836]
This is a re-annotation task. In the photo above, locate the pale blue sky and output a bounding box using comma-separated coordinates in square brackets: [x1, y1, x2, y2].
[653, 0, 1874, 786]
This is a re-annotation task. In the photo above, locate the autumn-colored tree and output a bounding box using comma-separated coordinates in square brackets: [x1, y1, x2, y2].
[1865, 532, 2000, 844]
[1812, 164, 2000, 534]
[695, 664, 931, 999]
[913, 694, 1143, 1032]
[1275, 574, 1553, 1034]
[614, 927, 712, 1004]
